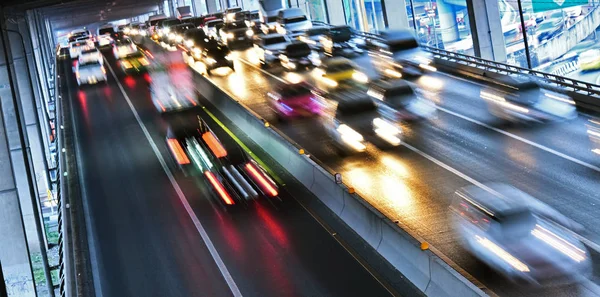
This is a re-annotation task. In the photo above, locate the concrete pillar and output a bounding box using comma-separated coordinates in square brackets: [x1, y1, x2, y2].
[0, 9, 37, 297]
[466, 0, 507, 62]
[325, 0, 347, 25]
[437, 0, 459, 43]
[383, 0, 409, 29]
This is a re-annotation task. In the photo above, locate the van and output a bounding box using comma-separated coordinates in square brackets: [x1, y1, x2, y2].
[276, 8, 311, 35]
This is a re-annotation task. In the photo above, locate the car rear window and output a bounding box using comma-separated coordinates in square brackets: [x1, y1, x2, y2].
[79, 60, 101, 67]
[224, 21, 248, 30]
[285, 43, 311, 57]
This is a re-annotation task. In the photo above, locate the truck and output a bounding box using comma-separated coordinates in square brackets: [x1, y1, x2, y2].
[149, 49, 198, 113]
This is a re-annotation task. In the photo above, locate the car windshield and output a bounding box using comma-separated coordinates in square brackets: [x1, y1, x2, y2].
[207, 45, 230, 58]
[187, 17, 204, 27]
[266, 16, 277, 23]
[149, 18, 166, 26]
[264, 36, 287, 45]
[331, 26, 352, 36]
[387, 38, 419, 52]
[224, 21, 248, 30]
[71, 42, 89, 48]
[337, 99, 377, 116]
[175, 24, 194, 32]
[284, 16, 307, 24]
[162, 19, 181, 28]
[385, 86, 416, 105]
[327, 63, 354, 73]
[280, 85, 311, 98]
[99, 27, 115, 35]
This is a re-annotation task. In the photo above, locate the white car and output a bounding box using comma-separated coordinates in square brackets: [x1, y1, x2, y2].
[75, 58, 107, 86]
[69, 40, 92, 59]
[253, 34, 291, 67]
[275, 8, 312, 35]
[113, 38, 138, 59]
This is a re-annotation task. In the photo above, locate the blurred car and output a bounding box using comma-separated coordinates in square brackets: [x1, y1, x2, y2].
[587, 119, 600, 155]
[166, 23, 195, 46]
[253, 34, 291, 68]
[69, 39, 93, 59]
[97, 25, 116, 47]
[149, 50, 198, 112]
[166, 116, 279, 205]
[325, 96, 401, 154]
[369, 29, 436, 78]
[182, 28, 210, 56]
[68, 28, 91, 43]
[267, 83, 323, 120]
[279, 41, 321, 71]
[119, 50, 150, 74]
[450, 183, 591, 285]
[156, 18, 181, 41]
[78, 48, 102, 65]
[536, 19, 563, 44]
[204, 19, 224, 39]
[297, 26, 329, 51]
[480, 74, 577, 122]
[261, 11, 281, 35]
[275, 8, 311, 35]
[224, 7, 243, 22]
[75, 56, 106, 86]
[219, 20, 253, 49]
[578, 49, 600, 71]
[320, 25, 362, 57]
[113, 38, 138, 59]
[190, 40, 234, 75]
[313, 57, 368, 94]
[367, 80, 436, 121]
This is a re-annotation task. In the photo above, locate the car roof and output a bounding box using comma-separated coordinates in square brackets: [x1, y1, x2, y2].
[379, 29, 417, 42]
[369, 79, 414, 94]
[457, 183, 533, 218]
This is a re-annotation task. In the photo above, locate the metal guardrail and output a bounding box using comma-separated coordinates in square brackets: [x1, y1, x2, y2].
[424, 45, 600, 99]
[346, 27, 600, 102]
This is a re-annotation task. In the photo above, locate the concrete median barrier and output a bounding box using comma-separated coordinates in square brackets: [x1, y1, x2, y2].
[183, 52, 488, 297]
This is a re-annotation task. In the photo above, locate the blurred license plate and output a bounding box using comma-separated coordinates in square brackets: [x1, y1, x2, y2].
[237, 37, 244, 40]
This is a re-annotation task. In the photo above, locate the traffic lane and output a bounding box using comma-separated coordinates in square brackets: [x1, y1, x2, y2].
[199, 48, 600, 296]
[409, 72, 600, 167]
[63, 57, 234, 297]
[109, 55, 399, 297]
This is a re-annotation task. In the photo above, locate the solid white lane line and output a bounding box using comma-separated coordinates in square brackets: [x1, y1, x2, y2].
[434, 105, 600, 173]
[237, 57, 288, 84]
[105, 59, 243, 297]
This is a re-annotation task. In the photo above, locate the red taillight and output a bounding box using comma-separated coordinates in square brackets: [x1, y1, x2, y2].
[245, 163, 278, 197]
[205, 171, 234, 205]
[167, 138, 190, 165]
[202, 132, 227, 158]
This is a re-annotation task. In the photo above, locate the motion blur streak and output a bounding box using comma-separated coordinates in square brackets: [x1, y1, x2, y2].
[205, 171, 234, 205]
[167, 139, 190, 165]
[475, 235, 530, 272]
[203, 132, 228, 158]
[531, 225, 586, 262]
[245, 163, 278, 197]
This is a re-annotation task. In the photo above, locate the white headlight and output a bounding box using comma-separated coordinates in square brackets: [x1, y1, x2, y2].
[206, 57, 216, 64]
[175, 35, 183, 42]
[164, 28, 170, 34]
[352, 71, 368, 83]
[185, 40, 194, 47]
[227, 33, 234, 39]
[246, 29, 254, 37]
[373, 118, 401, 145]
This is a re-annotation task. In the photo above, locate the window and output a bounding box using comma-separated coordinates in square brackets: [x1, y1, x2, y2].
[404, 0, 473, 55]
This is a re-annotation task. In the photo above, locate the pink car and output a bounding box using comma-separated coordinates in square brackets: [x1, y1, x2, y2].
[267, 83, 323, 120]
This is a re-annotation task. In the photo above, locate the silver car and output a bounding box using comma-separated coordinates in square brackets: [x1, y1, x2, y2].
[450, 184, 591, 286]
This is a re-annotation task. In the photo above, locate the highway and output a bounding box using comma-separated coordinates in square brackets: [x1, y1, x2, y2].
[59, 48, 418, 297]
[140, 40, 600, 297]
